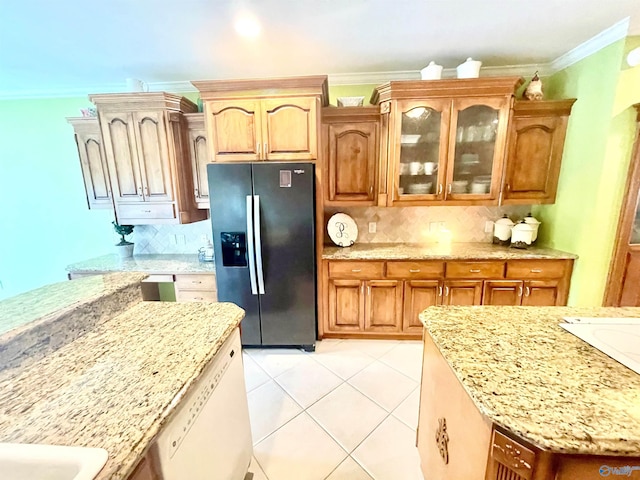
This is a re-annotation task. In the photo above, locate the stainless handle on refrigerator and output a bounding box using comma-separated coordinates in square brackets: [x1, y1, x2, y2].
[254, 195, 266, 294]
[246, 196, 258, 295]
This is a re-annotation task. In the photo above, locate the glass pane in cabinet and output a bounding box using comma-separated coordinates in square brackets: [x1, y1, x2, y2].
[631, 194, 640, 244]
[398, 107, 441, 196]
[452, 105, 499, 195]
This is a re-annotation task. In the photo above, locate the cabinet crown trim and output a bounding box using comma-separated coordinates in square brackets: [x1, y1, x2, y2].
[512, 98, 576, 116]
[88, 92, 197, 113]
[371, 76, 524, 104]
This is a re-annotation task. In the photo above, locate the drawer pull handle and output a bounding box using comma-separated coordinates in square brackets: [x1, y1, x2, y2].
[438, 286, 443, 297]
[351, 269, 362, 273]
[469, 269, 481, 273]
[142, 210, 151, 213]
[530, 269, 542, 273]
[444, 286, 450, 296]
[192, 281, 202, 284]
[195, 297, 203, 300]
[409, 269, 421, 273]
[518, 286, 523, 297]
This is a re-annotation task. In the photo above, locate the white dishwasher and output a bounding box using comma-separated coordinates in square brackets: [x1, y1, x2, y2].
[156, 328, 253, 480]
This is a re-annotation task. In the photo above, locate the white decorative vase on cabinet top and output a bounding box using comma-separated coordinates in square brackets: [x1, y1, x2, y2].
[421, 61, 443, 80]
[456, 58, 482, 78]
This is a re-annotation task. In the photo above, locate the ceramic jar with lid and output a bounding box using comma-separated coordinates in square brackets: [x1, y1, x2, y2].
[456, 58, 482, 78]
[511, 221, 535, 249]
[493, 215, 514, 245]
[421, 61, 443, 80]
[523, 213, 541, 243]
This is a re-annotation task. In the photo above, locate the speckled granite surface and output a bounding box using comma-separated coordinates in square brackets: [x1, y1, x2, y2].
[0, 301, 244, 480]
[0, 273, 146, 372]
[419, 306, 640, 456]
[66, 254, 216, 274]
[322, 242, 577, 260]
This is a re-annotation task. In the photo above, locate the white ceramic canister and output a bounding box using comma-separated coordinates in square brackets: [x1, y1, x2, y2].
[456, 58, 482, 79]
[493, 215, 514, 245]
[421, 61, 444, 80]
[523, 213, 541, 243]
[510, 221, 535, 249]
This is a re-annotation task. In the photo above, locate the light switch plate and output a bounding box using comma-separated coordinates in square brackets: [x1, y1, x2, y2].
[368, 222, 377, 233]
[485, 221, 494, 233]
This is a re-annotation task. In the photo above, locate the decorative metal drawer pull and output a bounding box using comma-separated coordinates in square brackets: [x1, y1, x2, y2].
[435, 417, 449, 465]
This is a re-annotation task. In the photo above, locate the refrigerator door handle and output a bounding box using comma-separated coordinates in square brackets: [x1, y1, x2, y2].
[246, 195, 258, 295]
[254, 195, 266, 294]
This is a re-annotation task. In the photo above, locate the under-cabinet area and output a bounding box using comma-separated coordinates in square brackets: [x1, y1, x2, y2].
[320, 244, 575, 339]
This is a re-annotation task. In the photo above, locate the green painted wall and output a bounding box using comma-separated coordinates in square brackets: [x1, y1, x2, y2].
[534, 39, 640, 305]
[0, 98, 117, 300]
[327, 84, 377, 106]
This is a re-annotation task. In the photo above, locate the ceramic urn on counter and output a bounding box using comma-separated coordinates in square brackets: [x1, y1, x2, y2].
[493, 215, 514, 246]
[523, 213, 541, 244]
[511, 220, 535, 249]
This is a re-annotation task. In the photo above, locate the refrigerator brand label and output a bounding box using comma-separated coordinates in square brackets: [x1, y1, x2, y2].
[294, 169, 305, 174]
[279, 170, 292, 188]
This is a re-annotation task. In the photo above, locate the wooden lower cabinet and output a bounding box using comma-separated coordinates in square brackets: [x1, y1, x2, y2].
[365, 280, 403, 332]
[403, 280, 442, 333]
[127, 454, 159, 480]
[483, 279, 562, 306]
[328, 279, 365, 332]
[444, 280, 483, 305]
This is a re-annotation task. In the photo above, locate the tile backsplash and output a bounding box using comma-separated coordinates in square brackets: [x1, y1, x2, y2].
[131, 220, 212, 255]
[324, 205, 532, 243]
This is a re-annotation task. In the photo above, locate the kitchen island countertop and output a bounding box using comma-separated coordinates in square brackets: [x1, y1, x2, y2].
[322, 242, 577, 260]
[0, 300, 244, 480]
[419, 305, 640, 456]
[66, 253, 215, 274]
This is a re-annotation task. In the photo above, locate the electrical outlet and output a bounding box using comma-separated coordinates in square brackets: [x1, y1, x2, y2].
[200, 234, 208, 243]
[177, 234, 186, 245]
[429, 222, 440, 234]
[485, 221, 494, 233]
[368, 222, 377, 233]
[170, 235, 178, 246]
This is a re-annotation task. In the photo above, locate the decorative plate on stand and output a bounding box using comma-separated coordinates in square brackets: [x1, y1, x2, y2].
[327, 213, 358, 247]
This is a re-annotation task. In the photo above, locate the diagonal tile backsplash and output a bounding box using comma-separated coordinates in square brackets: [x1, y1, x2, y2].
[131, 220, 212, 255]
[324, 205, 532, 243]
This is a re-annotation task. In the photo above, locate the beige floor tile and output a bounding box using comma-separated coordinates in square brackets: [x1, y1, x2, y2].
[243, 352, 270, 392]
[274, 359, 343, 408]
[343, 339, 400, 358]
[246, 348, 313, 377]
[248, 456, 269, 480]
[307, 383, 387, 453]
[379, 342, 424, 381]
[325, 456, 373, 480]
[314, 338, 343, 353]
[254, 412, 347, 480]
[247, 380, 303, 444]
[352, 416, 424, 480]
[311, 344, 375, 380]
[392, 387, 420, 431]
[347, 361, 418, 411]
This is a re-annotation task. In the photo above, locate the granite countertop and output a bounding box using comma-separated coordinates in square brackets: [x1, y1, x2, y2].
[66, 254, 216, 274]
[322, 242, 577, 260]
[419, 306, 640, 456]
[0, 300, 245, 480]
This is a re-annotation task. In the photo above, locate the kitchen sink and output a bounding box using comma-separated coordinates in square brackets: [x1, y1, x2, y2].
[0, 443, 108, 480]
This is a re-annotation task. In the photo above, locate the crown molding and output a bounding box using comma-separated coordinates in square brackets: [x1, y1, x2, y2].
[550, 17, 630, 73]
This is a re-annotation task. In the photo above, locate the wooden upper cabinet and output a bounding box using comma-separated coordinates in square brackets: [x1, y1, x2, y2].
[263, 97, 318, 160]
[372, 77, 523, 207]
[67, 117, 112, 209]
[193, 76, 328, 163]
[184, 113, 210, 209]
[322, 106, 380, 205]
[503, 99, 575, 204]
[206, 99, 261, 162]
[90, 92, 206, 225]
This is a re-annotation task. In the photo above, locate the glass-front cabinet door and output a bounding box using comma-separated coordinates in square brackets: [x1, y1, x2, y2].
[446, 97, 509, 201]
[391, 99, 451, 202]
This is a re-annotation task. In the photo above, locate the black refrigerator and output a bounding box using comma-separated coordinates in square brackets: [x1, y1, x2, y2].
[207, 162, 316, 351]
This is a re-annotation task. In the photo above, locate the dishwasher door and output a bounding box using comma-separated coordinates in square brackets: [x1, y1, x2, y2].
[156, 328, 253, 480]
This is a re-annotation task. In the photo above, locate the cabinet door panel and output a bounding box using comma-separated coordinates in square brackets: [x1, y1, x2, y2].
[101, 112, 143, 203]
[73, 125, 112, 209]
[263, 97, 317, 160]
[207, 100, 261, 161]
[444, 280, 483, 305]
[185, 115, 209, 207]
[522, 280, 560, 306]
[328, 279, 364, 332]
[328, 122, 378, 202]
[134, 111, 173, 202]
[447, 97, 509, 202]
[483, 280, 523, 305]
[619, 251, 640, 306]
[365, 280, 402, 332]
[403, 280, 441, 333]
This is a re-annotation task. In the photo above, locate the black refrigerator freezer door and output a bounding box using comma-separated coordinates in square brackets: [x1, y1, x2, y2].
[251, 162, 317, 347]
[207, 163, 261, 346]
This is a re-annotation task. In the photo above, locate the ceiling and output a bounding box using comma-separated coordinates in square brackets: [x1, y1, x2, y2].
[1, 0, 639, 97]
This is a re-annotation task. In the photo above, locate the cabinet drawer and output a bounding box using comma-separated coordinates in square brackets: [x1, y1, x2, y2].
[328, 261, 384, 279]
[506, 260, 567, 279]
[490, 430, 536, 480]
[118, 203, 176, 220]
[175, 290, 218, 302]
[446, 261, 504, 278]
[386, 261, 444, 279]
[174, 274, 216, 291]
